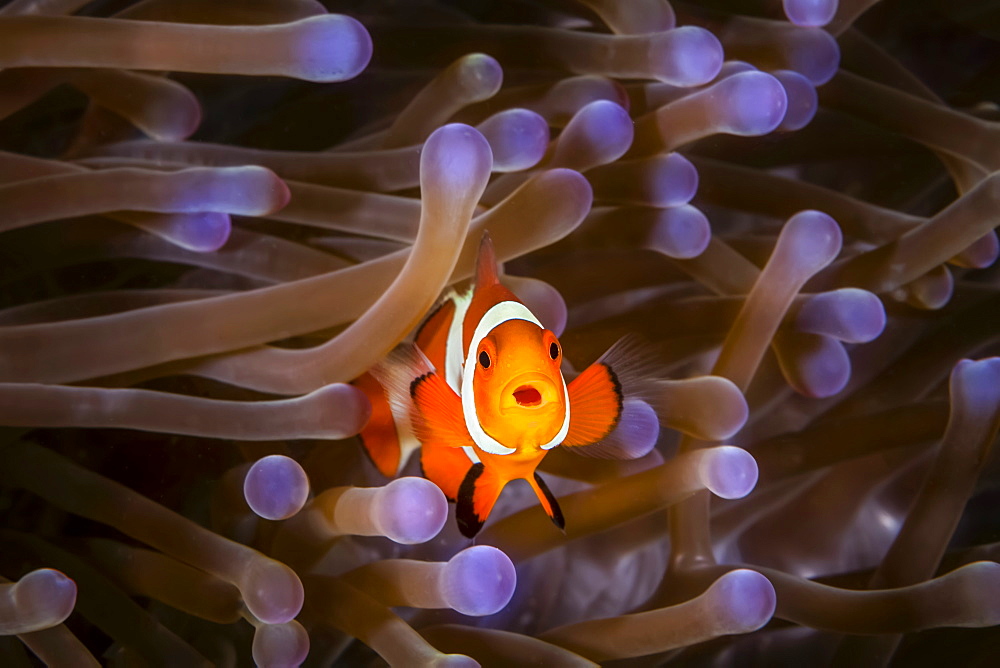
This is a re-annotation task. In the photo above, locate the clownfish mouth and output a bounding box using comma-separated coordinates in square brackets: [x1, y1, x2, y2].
[500, 373, 562, 414]
[513, 385, 542, 407]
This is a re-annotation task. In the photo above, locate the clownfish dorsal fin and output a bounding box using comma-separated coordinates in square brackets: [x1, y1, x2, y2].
[456, 463, 507, 538]
[563, 335, 664, 455]
[475, 231, 501, 288]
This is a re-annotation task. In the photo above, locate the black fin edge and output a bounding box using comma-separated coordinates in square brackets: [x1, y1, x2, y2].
[533, 472, 565, 531]
[456, 463, 486, 538]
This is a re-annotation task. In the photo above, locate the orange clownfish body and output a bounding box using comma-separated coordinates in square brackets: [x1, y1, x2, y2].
[356, 234, 657, 537]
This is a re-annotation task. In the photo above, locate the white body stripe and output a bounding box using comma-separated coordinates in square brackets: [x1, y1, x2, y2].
[459, 300, 571, 455]
[444, 289, 472, 394]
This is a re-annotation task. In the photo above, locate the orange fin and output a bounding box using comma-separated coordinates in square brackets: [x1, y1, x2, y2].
[421, 442, 473, 501]
[409, 372, 475, 450]
[528, 473, 565, 531]
[456, 463, 507, 537]
[354, 372, 401, 477]
[563, 362, 622, 446]
[476, 231, 501, 287]
[413, 297, 456, 370]
[564, 335, 663, 448]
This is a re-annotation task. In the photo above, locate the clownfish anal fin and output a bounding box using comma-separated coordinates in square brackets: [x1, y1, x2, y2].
[529, 473, 565, 531]
[457, 463, 507, 538]
[563, 361, 623, 446]
[409, 372, 475, 450]
[475, 231, 501, 288]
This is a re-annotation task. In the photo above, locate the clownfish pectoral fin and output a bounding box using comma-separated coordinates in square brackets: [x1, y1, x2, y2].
[562, 361, 623, 446]
[563, 335, 663, 458]
[369, 343, 474, 451]
[456, 463, 507, 538]
[354, 372, 402, 477]
[409, 371, 475, 450]
[528, 472, 565, 531]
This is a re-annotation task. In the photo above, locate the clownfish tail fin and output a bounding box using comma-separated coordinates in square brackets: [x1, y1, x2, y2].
[368, 343, 434, 419]
[354, 372, 402, 477]
[563, 335, 664, 459]
[528, 473, 565, 531]
[362, 343, 437, 471]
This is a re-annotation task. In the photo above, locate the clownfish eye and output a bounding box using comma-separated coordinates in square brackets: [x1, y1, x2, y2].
[479, 350, 491, 369]
[549, 342, 560, 360]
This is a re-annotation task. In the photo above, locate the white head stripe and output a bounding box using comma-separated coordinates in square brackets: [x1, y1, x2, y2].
[460, 300, 571, 455]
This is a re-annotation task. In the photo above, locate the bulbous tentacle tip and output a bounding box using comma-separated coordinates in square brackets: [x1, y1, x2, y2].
[241, 560, 304, 625]
[652, 26, 724, 86]
[710, 569, 777, 633]
[477, 108, 550, 172]
[455, 53, 504, 101]
[313, 382, 372, 438]
[244, 454, 310, 521]
[783, 0, 838, 28]
[646, 204, 711, 259]
[700, 446, 758, 499]
[780, 210, 843, 275]
[772, 69, 818, 131]
[951, 357, 1000, 414]
[376, 477, 449, 544]
[422, 123, 494, 196]
[716, 71, 789, 137]
[15, 568, 77, 627]
[288, 14, 373, 82]
[784, 27, 840, 85]
[442, 545, 517, 616]
[252, 620, 310, 668]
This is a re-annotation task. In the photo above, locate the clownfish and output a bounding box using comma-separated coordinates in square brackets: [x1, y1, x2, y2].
[355, 233, 659, 537]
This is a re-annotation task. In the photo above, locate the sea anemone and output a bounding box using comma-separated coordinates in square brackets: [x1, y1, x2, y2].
[1, 0, 999, 665]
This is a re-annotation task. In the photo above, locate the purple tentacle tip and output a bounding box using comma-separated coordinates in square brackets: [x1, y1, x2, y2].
[243, 560, 304, 624]
[171, 212, 231, 253]
[422, 123, 494, 192]
[19, 568, 77, 624]
[652, 153, 699, 207]
[252, 621, 310, 668]
[783, 0, 838, 28]
[712, 569, 777, 633]
[772, 69, 818, 131]
[442, 546, 517, 616]
[654, 26, 724, 86]
[783, 27, 840, 85]
[781, 333, 851, 398]
[951, 357, 1000, 415]
[702, 446, 759, 499]
[647, 205, 711, 258]
[290, 15, 373, 82]
[716, 71, 789, 137]
[477, 108, 550, 172]
[796, 289, 886, 343]
[244, 455, 310, 521]
[559, 100, 634, 167]
[376, 477, 448, 544]
[780, 210, 843, 275]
